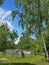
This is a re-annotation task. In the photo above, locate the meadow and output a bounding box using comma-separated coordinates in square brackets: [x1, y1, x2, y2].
[0, 54, 49, 65]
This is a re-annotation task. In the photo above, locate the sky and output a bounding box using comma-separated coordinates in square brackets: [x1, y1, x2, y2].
[0, 0, 22, 38]
[0, 0, 36, 39]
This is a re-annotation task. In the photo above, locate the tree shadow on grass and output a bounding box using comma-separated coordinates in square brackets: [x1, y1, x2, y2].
[0, 63, 36, 65]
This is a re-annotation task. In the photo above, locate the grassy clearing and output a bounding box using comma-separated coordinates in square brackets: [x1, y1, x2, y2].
[0, 54, 49, 65]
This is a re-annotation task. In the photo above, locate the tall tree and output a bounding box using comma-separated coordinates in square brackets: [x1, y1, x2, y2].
[0, 24, 9, 51]
[0, 23, 18, 51]
[12, 0, 49, 60]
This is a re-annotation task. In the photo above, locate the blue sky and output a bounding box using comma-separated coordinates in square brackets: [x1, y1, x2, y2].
[0, 0, 22, 38]
[0, 0, 36, 39]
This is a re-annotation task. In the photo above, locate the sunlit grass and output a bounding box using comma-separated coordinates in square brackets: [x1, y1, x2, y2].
[0, 54, 49, 65]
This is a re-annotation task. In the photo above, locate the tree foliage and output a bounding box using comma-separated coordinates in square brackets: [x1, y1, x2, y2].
[11, 0, 49, 56]
[44, 29, 49, 52]
[0, 0, 4, 6]
[0, 23, 18, 51]
[17, 36, 33, 50]
[13, 0, 49, 36]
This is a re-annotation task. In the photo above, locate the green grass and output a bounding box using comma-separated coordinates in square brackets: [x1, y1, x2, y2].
[0, 54, 49, 65]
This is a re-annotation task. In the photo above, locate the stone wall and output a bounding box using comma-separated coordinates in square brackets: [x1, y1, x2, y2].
[6, 49, 24, 57]
[6, 49, 35, 55]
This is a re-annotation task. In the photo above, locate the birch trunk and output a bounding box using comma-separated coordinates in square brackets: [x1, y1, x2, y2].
[41, 31, 48, 61]
[37, 0, 48, 61]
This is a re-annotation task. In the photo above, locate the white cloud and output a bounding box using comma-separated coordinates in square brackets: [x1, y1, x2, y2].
[0, 8, 4, 18]
[0, 8, 12, 21]
[14, 38, 20, 44]
[0, 8, 13, 31]
[2, 11, 12, 21]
